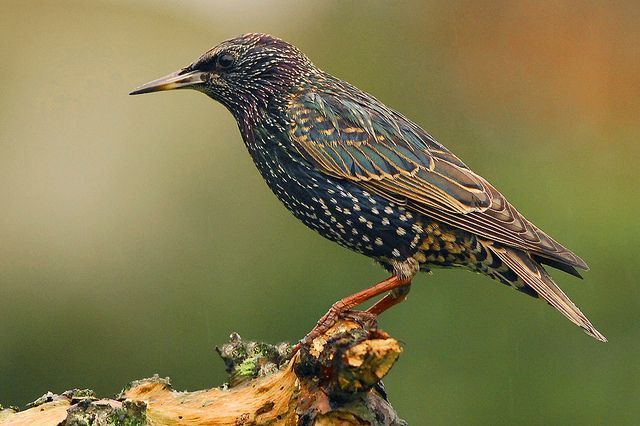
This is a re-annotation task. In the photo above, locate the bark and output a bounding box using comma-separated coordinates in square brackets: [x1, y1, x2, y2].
[0, 314, 406, 425]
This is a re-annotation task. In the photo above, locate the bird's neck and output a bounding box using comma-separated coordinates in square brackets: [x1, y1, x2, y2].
[232, 100, 307, 180]
[234, 108, 285, 150]
[230, 88, 297, 152]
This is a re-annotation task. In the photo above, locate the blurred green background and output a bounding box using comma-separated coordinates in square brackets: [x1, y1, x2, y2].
[1, 1, 638, 424]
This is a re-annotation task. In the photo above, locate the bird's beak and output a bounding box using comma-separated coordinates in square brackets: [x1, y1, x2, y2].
[129, 69, 206, 95]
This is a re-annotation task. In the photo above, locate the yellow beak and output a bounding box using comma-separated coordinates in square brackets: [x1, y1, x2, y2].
[129, 69, 206, 95]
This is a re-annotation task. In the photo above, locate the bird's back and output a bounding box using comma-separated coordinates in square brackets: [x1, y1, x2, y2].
[285, 77, 587, 269]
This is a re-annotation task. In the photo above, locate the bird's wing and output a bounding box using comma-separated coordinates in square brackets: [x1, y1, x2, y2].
[288, 91, 494, 214]
[287, 90, 587, 270]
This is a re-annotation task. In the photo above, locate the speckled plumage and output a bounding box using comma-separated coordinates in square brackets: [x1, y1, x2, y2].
[131, 33, 606, 343]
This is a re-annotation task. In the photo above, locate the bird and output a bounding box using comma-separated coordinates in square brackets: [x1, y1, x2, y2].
[130, 33, 606, 347]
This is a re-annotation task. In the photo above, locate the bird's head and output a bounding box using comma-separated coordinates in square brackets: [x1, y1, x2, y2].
[130, 33, 315, 116]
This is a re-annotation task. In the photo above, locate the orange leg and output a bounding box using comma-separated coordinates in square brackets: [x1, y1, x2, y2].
[293, 275, 411, 352]
[366, 283, 412, 315]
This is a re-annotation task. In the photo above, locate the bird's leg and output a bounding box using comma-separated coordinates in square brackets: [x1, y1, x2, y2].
[293, 274, 411, 353]
[366, 283, 412, 315]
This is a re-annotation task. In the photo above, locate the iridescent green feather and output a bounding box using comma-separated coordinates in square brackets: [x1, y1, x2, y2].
[287, 87, 588, 270]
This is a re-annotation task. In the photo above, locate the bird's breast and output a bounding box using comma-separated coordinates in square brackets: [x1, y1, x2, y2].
[242, 133, 476, 271]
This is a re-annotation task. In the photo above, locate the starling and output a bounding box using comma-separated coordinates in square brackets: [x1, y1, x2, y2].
[130, 33, 606, 346]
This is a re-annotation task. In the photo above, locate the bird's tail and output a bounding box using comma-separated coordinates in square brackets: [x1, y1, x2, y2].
[487, 243, 607, 342]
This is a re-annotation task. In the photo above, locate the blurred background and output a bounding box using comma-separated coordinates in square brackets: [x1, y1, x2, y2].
[1, 1, 638, 424]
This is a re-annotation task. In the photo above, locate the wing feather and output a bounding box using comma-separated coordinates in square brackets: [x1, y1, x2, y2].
[287, 89, 588, 270]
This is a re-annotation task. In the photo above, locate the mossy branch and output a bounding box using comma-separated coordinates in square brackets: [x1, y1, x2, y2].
[0, 314, 406, 425]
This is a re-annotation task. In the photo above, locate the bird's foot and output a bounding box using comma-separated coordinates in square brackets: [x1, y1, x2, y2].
[291, 274, 410, 355]
[292, 309, 378, 355]
[342, 310, 378, 330]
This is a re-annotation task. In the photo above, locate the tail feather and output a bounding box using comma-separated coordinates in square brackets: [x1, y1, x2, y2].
[533, 254, 583, 279]
[489, 244, 607, 342]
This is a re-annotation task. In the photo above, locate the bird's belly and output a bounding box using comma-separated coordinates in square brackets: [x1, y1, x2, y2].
[257, 157, 480, 271]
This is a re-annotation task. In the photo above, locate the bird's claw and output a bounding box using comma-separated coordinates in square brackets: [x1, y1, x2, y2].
[292, 309, 379, 356]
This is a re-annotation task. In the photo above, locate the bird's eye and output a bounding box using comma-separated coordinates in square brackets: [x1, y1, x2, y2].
[216, 53, 235, 70]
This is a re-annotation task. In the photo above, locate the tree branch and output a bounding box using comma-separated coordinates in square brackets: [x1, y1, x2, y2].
[0, 314, 406, 425]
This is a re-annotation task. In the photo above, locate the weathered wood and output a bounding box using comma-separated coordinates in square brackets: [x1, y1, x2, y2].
[0, 315, 406, 425]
